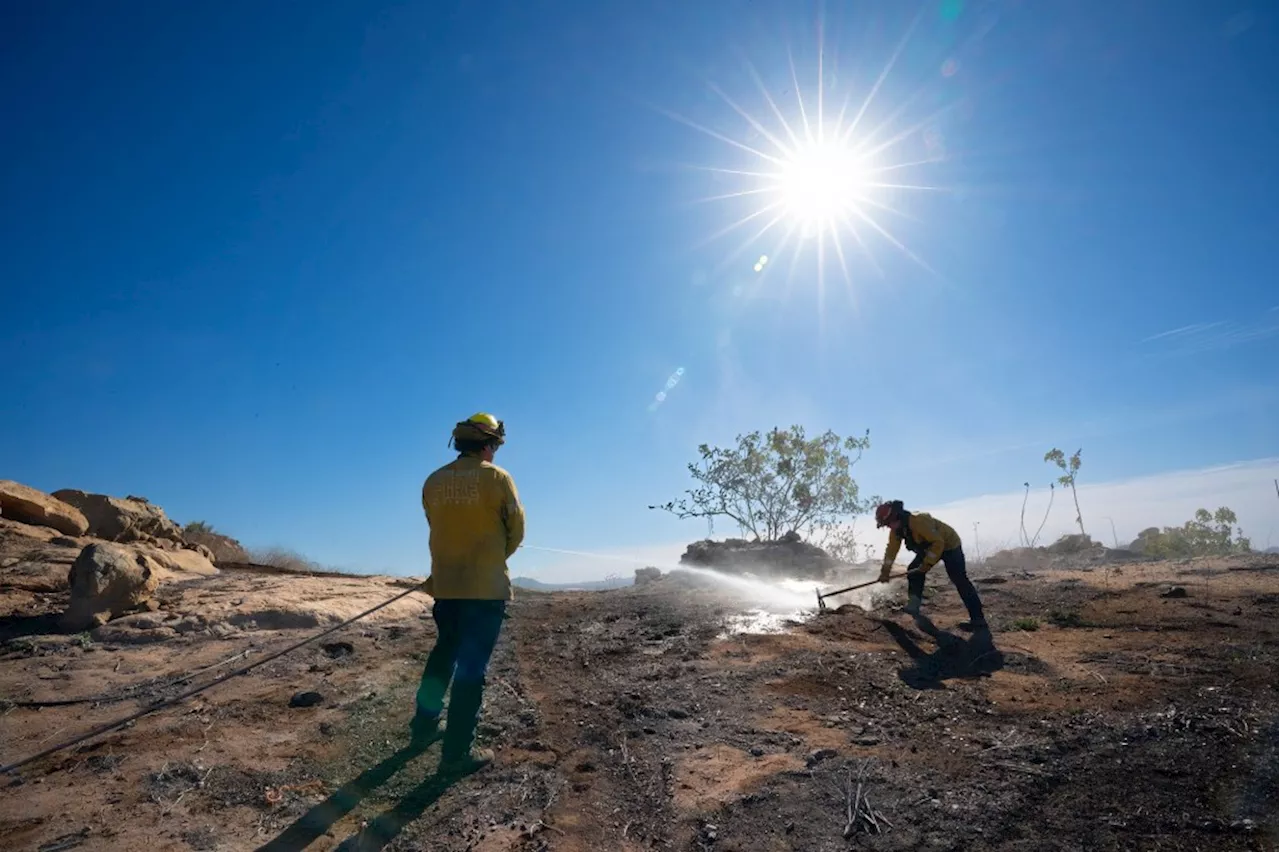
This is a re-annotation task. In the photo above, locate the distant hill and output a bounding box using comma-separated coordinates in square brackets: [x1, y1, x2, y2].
[512, 575, 633, 592]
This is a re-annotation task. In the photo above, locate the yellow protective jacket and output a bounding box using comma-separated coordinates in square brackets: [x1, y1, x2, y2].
[882, 511, 962, 574]
[420, 456, 526, 600]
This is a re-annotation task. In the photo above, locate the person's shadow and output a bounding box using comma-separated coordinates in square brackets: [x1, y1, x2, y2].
[256, 743, 445, 852]
[329, 772, 462, 851]
[874, 614, 1004, 690]
[257, 742, 487, 852]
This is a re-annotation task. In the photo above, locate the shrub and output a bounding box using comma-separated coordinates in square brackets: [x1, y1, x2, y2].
[1047, 609, 1089, 628]
[248, 547, 321, 573]
[1129, 508, 1252, 558]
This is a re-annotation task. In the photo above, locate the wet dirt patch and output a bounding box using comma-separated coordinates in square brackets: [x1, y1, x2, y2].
[718, 608, 811, 638]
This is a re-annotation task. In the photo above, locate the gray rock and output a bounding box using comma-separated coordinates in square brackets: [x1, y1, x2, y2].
[289, 691, 324, 708]
[806, 747, 838, 766]
[679, 535, 839, 581]
[91, 623, 178, 645]
[63, 543, 161, 630]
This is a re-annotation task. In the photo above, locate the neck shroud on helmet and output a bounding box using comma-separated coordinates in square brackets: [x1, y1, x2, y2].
[450, 412, 506, 455]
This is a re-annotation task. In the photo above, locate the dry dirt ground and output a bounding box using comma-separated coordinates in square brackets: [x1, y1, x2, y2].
[1, 556, 1276, 852]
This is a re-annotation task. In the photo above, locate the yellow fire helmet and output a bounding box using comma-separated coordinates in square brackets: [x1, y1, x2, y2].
[450, 412, 506, 447]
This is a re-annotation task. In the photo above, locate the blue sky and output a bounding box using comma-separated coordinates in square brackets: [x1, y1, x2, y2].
[3, 0, 1276, 578]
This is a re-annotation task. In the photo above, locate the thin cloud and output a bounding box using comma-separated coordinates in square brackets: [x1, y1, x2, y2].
[930, 457, 1279, 556]
[1140, 318, 1278, 353]
[1140, 321, 1228, 344]
[524, 457, 1280, 582]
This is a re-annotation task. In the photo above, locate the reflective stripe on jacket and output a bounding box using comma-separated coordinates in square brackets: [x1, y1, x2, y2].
[882, 511, 961, 574]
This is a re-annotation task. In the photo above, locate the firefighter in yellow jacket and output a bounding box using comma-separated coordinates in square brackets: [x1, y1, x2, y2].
[410, 413, 525, 775]
[876, 500, 987, 631]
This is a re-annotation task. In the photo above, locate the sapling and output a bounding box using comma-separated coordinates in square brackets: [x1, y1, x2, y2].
[1045, 448, 1086, 537]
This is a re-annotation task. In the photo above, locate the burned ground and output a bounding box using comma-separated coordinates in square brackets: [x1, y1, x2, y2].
[0, 556, 1275, 851]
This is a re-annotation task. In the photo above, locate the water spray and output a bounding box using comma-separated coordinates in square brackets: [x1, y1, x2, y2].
[520, 544, 906, 614]
[519, 544, 818, 610]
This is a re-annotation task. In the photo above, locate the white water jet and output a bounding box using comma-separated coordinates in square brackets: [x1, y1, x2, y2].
[520, 544, 898, 636]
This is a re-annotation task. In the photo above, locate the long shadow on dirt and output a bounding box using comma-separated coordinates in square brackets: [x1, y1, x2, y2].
[256, 744, 432, 852]
[330, 772, 467, 852]
[876, 616, 1004, 689]
[0, 612, 65, 642]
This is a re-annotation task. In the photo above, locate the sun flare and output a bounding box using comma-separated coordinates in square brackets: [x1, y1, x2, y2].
[663, 11, 947, 309]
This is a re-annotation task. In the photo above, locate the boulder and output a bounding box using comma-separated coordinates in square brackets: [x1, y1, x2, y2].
[1045, 534, 1100, 555]
[179, 529, 248, 564]
[635, 566, 663, 585]
[91, 618, 179, 645]
[51, 490, 184, 545]
[680, 536, 839, 581]
[63, 543, 162, 630]
[144, 546, 218, 579]
[0, 480, 90, 536]
[183, 542, 217, 563]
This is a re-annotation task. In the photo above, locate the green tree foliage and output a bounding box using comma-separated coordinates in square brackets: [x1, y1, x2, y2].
[1130, 507, 1253, 558]
[183, 520, 216, 536]
[1045, 448, 1085, 536]
[651, 426, 875, 542]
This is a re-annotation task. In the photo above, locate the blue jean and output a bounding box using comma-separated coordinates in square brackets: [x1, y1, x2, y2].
[413, 599, 506, 721]
[907, 547, 985, 622]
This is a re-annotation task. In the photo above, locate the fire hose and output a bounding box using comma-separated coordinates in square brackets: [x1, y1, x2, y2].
[0, 585, 425, 776]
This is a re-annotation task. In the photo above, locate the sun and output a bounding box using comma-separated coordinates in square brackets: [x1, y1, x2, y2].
[772, 137, 869, 235]
[659, 10, 946, 308]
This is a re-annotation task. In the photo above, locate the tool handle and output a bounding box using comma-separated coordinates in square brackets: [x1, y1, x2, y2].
[819, 571, 909, 599]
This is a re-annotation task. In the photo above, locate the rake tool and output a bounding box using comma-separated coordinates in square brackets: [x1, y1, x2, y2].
[816, 572, 907, 611]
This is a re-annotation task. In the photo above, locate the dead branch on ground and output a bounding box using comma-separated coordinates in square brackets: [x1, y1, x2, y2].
[828, 758, 892, 838]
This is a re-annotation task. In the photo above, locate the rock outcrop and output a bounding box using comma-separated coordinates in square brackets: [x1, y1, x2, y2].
[179, 528, 248, 564]
[145, 545, 218, 579]
[635, 566, 663, 585]
[2, 517, 216, 597]
[0, 480, 90, 536]
[679, 533, 838, 581]
[0, 518, 85, 592]
[51, 490, 184, 545]
[63, 542, 162, 629]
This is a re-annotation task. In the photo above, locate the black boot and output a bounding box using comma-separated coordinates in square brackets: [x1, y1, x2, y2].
[438, 680, 493, 776]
